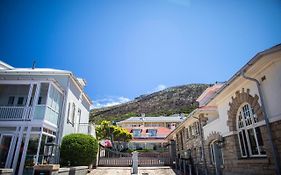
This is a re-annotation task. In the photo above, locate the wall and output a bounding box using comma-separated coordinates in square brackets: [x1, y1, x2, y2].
[203, 50, 281, 175]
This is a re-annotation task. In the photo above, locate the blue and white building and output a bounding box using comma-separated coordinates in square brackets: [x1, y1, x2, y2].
[0, 61, 94, 174]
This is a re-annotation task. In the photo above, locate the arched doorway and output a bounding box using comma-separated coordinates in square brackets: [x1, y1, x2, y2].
[209, 140, 223, 175]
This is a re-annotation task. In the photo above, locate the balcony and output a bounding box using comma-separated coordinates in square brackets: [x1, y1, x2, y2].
[0, 106, 31, 120]
[0, 83, 63, 125]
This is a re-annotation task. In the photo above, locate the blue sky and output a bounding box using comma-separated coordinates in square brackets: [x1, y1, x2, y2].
[0, 0, 281, 108]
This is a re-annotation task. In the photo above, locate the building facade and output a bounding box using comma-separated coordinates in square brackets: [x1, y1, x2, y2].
[0, 61, 93, 175]
[167, 44, 281, 175]
[166, 84, 222, 174]
[117, 115, 185, 150]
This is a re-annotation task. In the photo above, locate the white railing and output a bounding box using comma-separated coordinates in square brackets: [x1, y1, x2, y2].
[0, 106, 31, 120]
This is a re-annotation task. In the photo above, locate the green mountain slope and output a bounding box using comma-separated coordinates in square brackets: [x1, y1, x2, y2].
[90, 84, 210, 124]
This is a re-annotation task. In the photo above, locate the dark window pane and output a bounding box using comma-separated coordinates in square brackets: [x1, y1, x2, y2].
[17, 97, 24, 105]
[255, 127, 266, 155]
[8, 96, 15, 105]
[242, 130, 250, 156]
[239, 132, 247, 156]
[247, 129, 259, 155]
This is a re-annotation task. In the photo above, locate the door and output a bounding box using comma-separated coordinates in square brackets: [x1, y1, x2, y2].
[210, 141, 223, 175]
[0, 135, 13, 168]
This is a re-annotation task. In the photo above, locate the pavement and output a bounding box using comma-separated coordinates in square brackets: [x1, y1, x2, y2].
[89, 166, 178, 175]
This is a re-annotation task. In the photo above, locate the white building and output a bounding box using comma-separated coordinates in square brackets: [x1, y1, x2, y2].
[0, 61, 93, 175]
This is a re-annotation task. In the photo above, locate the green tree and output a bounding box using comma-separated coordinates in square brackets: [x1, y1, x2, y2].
[95, 120, 132, 150]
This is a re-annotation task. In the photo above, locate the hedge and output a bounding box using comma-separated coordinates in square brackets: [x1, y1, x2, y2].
[60, 133, 98, 166]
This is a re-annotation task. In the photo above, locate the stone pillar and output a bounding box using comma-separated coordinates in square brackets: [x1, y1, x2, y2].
[132, 151, 138, 175]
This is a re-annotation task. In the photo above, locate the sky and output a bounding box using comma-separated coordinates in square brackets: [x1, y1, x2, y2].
[0, 0, 281, 108]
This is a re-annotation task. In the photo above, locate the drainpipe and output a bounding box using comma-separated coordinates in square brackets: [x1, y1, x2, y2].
[193, 115, 208, 175]
[241, 71, 281, 175]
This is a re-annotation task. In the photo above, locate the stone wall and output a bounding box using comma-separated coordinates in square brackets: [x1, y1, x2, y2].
[216, 120, 281, 175]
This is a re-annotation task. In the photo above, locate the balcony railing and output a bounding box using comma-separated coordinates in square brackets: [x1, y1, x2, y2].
[33, 105, 59, 125]
[0, 105, 58, 125]
[0, 106, 32, 120]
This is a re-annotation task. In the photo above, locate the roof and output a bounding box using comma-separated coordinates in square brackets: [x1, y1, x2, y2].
[204, 43, 281, 106]
[196, 84, 224, 106]
[165, 106, 217, 140]
[0, 68, 71, 74]
[118, 116, 186, 123]
[0, 61, 92, 105]
[0, 61, 14, 70]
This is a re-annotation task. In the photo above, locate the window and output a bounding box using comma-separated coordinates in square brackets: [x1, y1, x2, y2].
[8, 96, 15, 106]
[77, 109, 82, 124]
[194, 122, 200, 135]
[17, 97, 24, 106]
[189, 125, 193, 137]
[67, 103, 71, 124]
[186, 127, 189, 139]
[71, 103, 76, 125]
[237, 103, 266, 157]
[147, 129, 157, 136]
[132, 129, 141, 137]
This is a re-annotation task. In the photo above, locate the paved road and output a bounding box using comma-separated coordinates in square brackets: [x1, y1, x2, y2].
[89, 167, 178, 175]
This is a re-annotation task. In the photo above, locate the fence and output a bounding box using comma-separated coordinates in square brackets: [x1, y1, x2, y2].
[98, 147, 171, 167]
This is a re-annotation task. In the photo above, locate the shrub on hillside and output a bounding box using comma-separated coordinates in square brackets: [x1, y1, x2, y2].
[60, 133, 98, 166]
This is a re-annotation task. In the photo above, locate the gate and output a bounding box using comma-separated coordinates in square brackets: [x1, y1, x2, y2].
[98, 147, 132, 167]
[98, 147, 172, 167]
[138, 152, 171, 166]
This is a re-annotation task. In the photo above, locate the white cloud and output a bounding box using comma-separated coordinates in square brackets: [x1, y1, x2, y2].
[153, 84, 167, 92]
[92, 96, 130, 109]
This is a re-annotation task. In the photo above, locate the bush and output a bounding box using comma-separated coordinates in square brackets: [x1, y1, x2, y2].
[60, 133, 98, 166]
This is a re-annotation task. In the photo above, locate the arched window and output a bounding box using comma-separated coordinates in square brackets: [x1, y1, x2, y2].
[237, 103, 266, 157]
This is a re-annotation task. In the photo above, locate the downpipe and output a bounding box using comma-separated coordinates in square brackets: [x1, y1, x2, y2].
[193, 115, 208, 175]
[241, 71, 281, 175]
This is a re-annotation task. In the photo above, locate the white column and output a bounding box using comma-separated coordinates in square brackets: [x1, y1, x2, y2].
[18, 126, 32, 175]
[30, 83, 41, 120]
[23, 84, 34, 120]
[12, 126, 25, 173]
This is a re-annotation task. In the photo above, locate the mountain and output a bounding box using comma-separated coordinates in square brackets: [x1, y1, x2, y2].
[90, 84, 210, 124]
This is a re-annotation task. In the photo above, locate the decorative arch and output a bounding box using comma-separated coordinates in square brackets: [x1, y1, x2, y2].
[205, 131, 222, 146]
[227, 88, 263, 131]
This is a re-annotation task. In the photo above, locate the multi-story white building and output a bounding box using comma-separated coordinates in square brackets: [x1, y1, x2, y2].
[0, 61, 93, 175]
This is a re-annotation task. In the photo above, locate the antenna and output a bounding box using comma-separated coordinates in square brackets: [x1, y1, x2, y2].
[32, 60, 36, 69]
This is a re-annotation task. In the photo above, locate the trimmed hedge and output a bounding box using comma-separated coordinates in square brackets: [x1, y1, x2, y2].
[60, 133, 98, 166]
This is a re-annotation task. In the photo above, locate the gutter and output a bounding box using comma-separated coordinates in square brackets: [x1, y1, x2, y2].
[241, 71, 281, 175]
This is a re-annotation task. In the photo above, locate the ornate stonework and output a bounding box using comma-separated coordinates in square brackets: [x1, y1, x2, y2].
[205, 131, 222, 146]
[227, 88, 263, 131]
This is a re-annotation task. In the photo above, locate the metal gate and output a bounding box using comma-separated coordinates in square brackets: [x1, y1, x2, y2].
[98, 147, 171, 167]
[98, 147, 132, 167]
[138, 152, 171, 166]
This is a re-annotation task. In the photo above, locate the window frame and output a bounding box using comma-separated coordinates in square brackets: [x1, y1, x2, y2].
[236, 103, 266, 158]
[7, 96, 15, 106]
